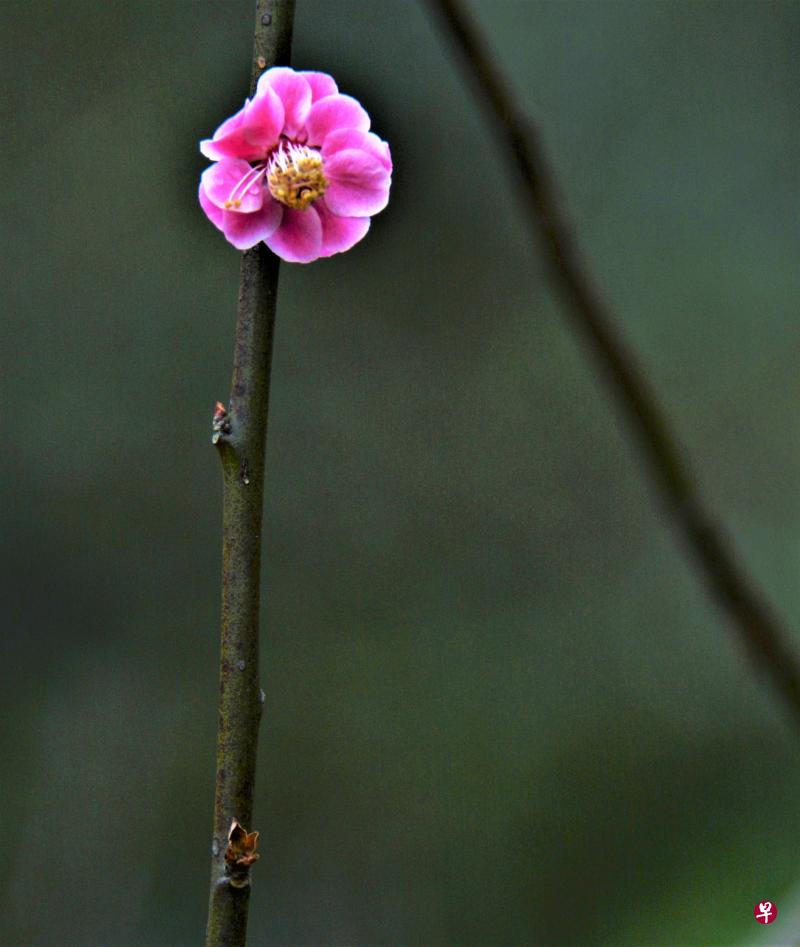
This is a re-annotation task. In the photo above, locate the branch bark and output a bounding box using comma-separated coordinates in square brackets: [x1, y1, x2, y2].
[428, 0, 800, 722]
[205, 3, 295, 945]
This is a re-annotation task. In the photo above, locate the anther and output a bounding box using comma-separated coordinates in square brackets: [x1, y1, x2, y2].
[224, 162, 268, 210]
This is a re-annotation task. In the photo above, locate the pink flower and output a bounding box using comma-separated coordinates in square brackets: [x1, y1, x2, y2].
[199, 68, 392, 263]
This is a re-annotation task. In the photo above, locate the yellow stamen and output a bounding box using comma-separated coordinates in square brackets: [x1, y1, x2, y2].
[267, 143, 328, 210]
[224, 162, 267, 209]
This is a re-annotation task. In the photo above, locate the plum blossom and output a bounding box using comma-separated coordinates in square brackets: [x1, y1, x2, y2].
[199, 67, 392, 263]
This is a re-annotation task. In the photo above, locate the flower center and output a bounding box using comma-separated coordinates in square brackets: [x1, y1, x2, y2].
[266, 142, 328, 210]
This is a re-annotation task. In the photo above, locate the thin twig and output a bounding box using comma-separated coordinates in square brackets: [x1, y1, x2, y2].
[428, 0, 800, 722]
[205, 3, 295, 946]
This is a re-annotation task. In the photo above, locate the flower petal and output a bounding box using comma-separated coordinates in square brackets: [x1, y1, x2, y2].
[222, 199, 283, 250]
[322, 149, 391, 217]
[201, 159, 264, 212]
[304, 94, 370, 146]
[257, 67, 312, 139]
[299, 71, 338, 102]
[265, 206, 324, 263]
[199, 182, 224, 230]
[241, 86, 284, 151]
[200, 89, 283, 161]
[316, 199, 371, 257]
[322, 128, 392, 173]
[200, 104, 247, 160]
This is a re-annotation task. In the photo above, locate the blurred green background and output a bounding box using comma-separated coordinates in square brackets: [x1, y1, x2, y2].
[3, 1, 799, 944]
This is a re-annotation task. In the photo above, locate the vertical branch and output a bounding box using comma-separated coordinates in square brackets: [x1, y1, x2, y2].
[205, 3, 295, 946]
[427, 0, 800, 722]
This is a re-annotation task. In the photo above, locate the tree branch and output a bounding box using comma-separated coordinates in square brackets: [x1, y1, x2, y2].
[428, 0, 800, 722]
[205, 3, 295, 945]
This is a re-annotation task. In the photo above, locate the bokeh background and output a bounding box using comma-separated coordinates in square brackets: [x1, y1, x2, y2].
[3, 1, 800, 944]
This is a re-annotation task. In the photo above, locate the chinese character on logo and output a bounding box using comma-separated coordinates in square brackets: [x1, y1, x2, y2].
[753, 900, 777, 925]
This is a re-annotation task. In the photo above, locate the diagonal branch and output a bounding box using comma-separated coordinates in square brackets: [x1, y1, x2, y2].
[205, 3, 295, 946]
[428, 0, 800, 722]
